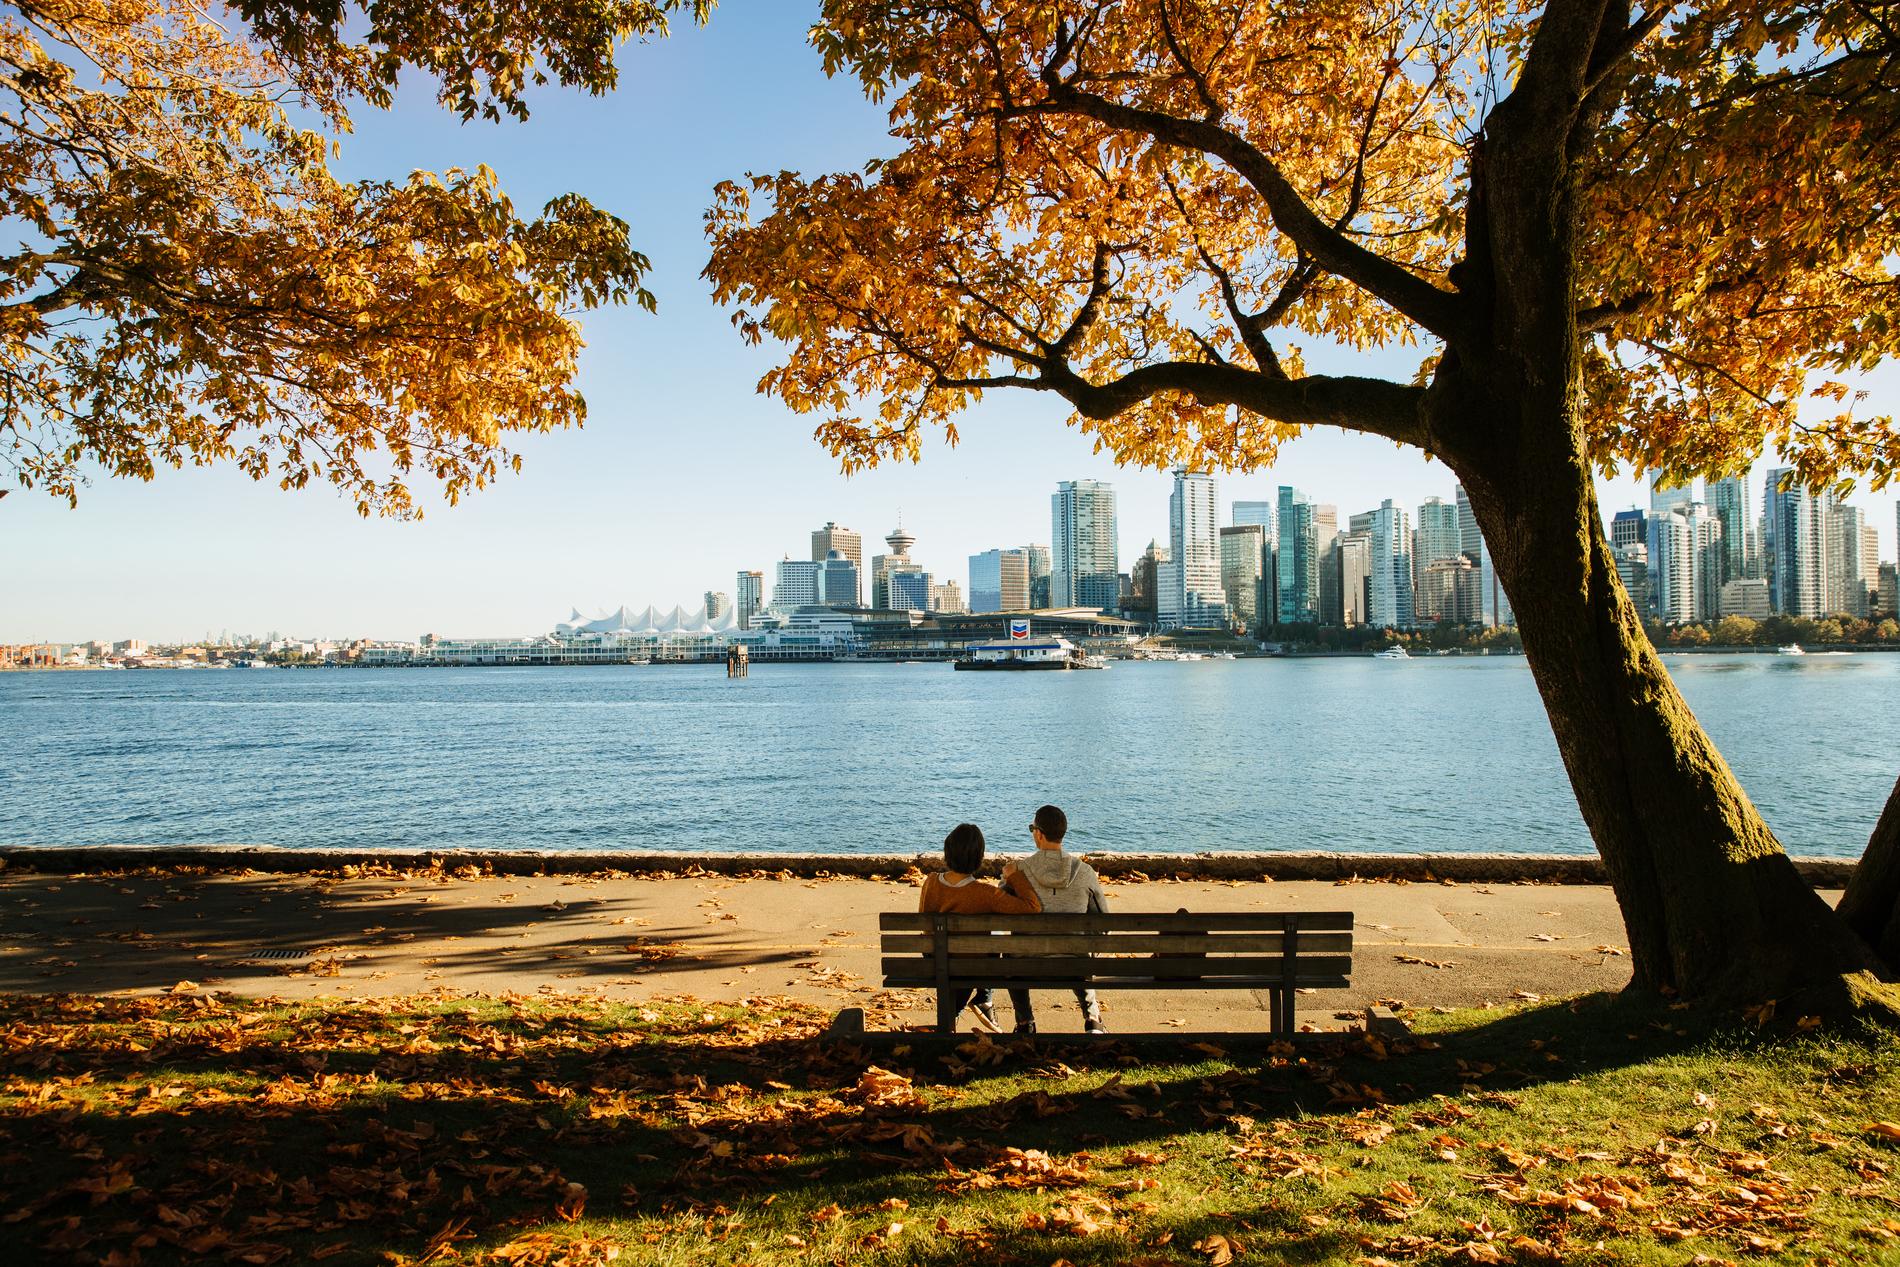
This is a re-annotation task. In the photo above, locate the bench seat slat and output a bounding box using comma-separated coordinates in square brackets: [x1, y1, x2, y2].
[879, 911, 1354, 933]
[879, 932, 1352, 956]
[880, 954, 1352, 980]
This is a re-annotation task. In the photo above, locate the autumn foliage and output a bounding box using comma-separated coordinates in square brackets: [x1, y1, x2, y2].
[0, 0, 706, 515]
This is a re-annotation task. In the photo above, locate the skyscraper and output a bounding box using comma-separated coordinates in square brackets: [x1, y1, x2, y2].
[1763, 469, 1827, 617]
[1232, 501, 1275, 534]
[1652, 504, 1720, 623]
[1051, 480, 1120, 610]
[1454, 485, 1482, 562]
[1160, 467, 1224, 627]
[1024, 543, 1052, 609]
[773, 558, 820, 610]
[1367, 500, 1414, 629]
[1232, 500, 1277, 623]
[1219, 525, 1266, 632]
[735, 571, 765, 629]
[818, 550, 860, 608]
[886, 566, 931, 612]
[1829, 502, 1868, 617]
[811, 522, 862, 605]
[968, 548, 1030, 613]
[1707, 476, 1752, 585]
[930, 579, 966, 613]
[704, 591, 732, 621]
[1650, 473, 1696, 516]
[1413, 495, 1461, 602]
[1276, 486, 1317, 624]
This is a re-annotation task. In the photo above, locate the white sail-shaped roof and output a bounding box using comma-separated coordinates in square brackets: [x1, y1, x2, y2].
[553, 603, 742, 638]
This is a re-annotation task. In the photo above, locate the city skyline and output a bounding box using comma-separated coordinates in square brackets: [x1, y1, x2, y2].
[1, 0, 1895, 642]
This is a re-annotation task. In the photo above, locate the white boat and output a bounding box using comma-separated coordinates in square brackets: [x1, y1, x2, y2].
[1777, 644, 1805, 656]
[954, 635, 1101, 670]
[1375, 646, 1411, 660]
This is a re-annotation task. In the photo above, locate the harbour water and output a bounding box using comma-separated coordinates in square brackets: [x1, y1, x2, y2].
[0, 654, 1892, 858]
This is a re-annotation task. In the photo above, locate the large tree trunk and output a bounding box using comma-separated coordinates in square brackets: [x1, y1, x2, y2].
[1456, 446, 1887, 1002]
[1435, 49, 1892, 1007]
[1840, 773, 1900, 967]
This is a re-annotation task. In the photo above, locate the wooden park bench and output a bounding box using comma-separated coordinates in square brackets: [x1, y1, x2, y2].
[877, 910, 1354, 1034]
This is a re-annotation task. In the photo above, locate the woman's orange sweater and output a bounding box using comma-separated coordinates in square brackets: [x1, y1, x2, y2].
[918, 869, 1042, 914]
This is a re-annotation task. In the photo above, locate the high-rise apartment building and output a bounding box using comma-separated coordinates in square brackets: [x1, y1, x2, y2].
[1763, 469, 1828, 617]
[773, 558, 821, 610]
[1024, 543, 1052, 609]
[1879, 563, 1899, 620]
[1455, 485, 1482, 562]
[1413, 496, 1462, 605]
[1367, 500, 1414, 629]
[1417, 556, 1482, 625]
[1051, 480, 1120, 610]
[1129, 540, 1165, 617]
[1219, 525, 1267, 632]
[1829, 503, 1868, 617]
[1276, 486, 1318, 624]
[1614, 544, 1651, 618]
[968, 548, 1030, 613]
[1337, 533, 1371, 625]
[704, 591, 732, 621]
[1159, 467, 1225, 628]
[1707, 476, 1753, 584]
[930, 579, 966, 614]
[1861, 523, 1881, 617]
[735, 571, 765, 629]
[1652, 504, 1721, 623]
[1651, 473, 1697, 517]
[810, 522, 862, 605]
[1611, 508, 1648, 551]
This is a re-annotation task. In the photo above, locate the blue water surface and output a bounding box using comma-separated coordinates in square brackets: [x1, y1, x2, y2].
[0, 655, 1891, 857]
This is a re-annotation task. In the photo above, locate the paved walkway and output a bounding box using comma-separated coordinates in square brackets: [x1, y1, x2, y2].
[0, 867, 1710, 1032]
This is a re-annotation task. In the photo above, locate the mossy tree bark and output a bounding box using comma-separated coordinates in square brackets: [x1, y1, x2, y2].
[1839, 775, 1900, 968]
[1425, 1, 1888, 1003]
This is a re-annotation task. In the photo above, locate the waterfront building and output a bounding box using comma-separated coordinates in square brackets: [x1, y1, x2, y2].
[735, 571, 764, 629]
[870, 521, 917, 609]
[704, 591, 732, 622]
[1418, 556, 1482, 625]
[1718, 578, 1772, 620]
[773, 558, 821, 611]
[1159, 466, 1225, 628]
[1025, 543, 1052, 609]
[886, 565, 931, 612]
[1708, 476, 1754, 584]
[1611, 508, 1647, 551]
[811, 522, 863, 606]
[1232, 500, 1275, 534]
[1762, 469, 1828, 617]
[818, 550, 860, 608]
[1413, 495, 1462, 607]
[1051, 480, 1120, 610]
[968, 548, 1030, 613]
[1219, 524, 1267, 633]
[1366, 500, 1415, 629]
[1129, 540, 1165, 618]
[1613, 544, 1652, 617]
[1650, 473, 1696, 517]
[1276, 486, 1318, 624]
[1651, 503, 1721, 623]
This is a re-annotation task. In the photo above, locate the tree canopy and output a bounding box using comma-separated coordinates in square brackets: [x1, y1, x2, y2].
[705, 0, 1898, 489]
[2, 0, 707, 516]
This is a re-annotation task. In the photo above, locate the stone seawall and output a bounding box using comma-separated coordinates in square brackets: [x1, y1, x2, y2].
[0, 844, 1860, 887]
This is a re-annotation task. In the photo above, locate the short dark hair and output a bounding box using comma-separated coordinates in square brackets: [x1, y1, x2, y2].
[1033, 804, 1067, 843]
[943, 822, 986, 874]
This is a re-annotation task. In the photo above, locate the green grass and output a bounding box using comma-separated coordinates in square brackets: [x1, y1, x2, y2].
[1, 990, 1897, 1265]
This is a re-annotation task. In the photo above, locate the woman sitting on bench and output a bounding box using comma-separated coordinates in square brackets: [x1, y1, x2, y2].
[918, 823, 1040, 1032]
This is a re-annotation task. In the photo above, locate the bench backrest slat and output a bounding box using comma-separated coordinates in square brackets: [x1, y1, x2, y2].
[878, 931, 1353, 956]
[881, 954, 1353, 981]
[878, 911, 1353, 934]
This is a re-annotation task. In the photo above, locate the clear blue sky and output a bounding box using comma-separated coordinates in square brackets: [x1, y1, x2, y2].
[3, 0, 1895, 643]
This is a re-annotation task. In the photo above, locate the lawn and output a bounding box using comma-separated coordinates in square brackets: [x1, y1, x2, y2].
[1, 989, 1896, 1265]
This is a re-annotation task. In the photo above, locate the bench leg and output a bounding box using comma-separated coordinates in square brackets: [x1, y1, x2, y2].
[936, 990, 960, 1034]
[1270, 988, 1294, 1034]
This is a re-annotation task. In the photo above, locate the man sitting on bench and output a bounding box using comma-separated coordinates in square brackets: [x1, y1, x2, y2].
[1010, 805, 1108, 1035]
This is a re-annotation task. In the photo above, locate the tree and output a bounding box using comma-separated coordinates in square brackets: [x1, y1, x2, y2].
[1712, 615, 1759, 646]
[705, 0, 1900, 1009]
[2, 0, 707, 516]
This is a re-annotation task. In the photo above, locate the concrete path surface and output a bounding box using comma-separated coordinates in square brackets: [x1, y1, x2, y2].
[0, 866, 1720, 1033]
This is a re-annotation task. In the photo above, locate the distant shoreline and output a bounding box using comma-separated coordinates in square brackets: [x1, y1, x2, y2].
[0, 844, 1861, 887]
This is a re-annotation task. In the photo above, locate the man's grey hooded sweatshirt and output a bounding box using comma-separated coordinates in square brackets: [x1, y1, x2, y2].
[1018, 850, 1107, 915]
